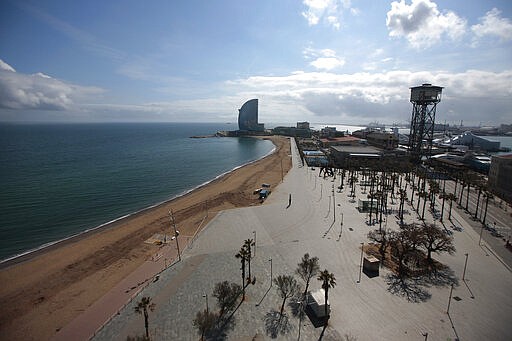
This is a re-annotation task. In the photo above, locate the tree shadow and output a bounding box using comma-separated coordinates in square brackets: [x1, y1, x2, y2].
[209, 296, 243, 340]
[417, 263, 459, 288]
[256, 285, 272, 307]
[209, 315, 236, 340]
[288, 293, 304, 318]
[264, 310, 292, 339]
[385, 273, 432, 303]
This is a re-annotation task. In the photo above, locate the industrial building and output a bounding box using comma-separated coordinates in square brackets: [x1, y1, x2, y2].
[319, 135, 361, 148]
[272, 126, 311, 138]
[366, 131, 399, 150]
[329, 145, 383, 167]
[444, 132, 501, 152]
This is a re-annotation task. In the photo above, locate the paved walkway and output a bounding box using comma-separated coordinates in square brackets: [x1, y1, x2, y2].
[89, 138, 511, 340]
[53, 234, 186, 340]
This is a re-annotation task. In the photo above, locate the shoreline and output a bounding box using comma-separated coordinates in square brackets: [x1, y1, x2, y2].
[0, 139, 276, 268]
[0, 135, 291, 340]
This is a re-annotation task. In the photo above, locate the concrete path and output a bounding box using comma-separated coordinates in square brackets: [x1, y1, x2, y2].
[91, 138, 512, 340]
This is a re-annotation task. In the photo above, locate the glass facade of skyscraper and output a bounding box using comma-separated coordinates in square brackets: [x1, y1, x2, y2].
[238, 99, 264, 131]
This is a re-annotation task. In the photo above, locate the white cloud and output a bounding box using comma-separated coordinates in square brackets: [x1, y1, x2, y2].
[327, 16, 340, 30]
[304, 48, 345, 70]
[471, 8, 512, 42]
[302, 0, 357, 29]
[310, 57, 346, 70]
[0, 59, 16, 72]
[226, 69, 512, 125]
[7, 67, 509, 125]
[320, 49, 337, 57]
[386, 0, 467, 49]
[0, 59, 103, 111]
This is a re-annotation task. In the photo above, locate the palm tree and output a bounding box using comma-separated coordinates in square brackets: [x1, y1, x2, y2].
[398, 188, 407, 225]
[410, 183, 417, 207]
[446, 193, 457, 221]
[296, 253, 320, 298]
[134, 296, 156, 339]
[367, 190, 377, 225]
[235, 246, 250, 300]
[428, 180, 440, 212]
[317, 269, 336, 322]
[439, 192, 448, 223]
[474, 182, 485, 220]
[243, 238, 255, 282]
[482, 191, 493, 226]
[417, 190, 428, 220]
[458, 176, 466, 206]
[452, 171, 460, 198]
[465, 179, 472, 211]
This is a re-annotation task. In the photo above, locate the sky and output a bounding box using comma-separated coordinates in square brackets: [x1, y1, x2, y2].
[0, 0, 511, 126]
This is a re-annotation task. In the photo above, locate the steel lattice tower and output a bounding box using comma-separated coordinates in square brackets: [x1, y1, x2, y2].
[408, 83, 443, 162]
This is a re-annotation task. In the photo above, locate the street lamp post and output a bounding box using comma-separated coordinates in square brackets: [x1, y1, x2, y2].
[269, 258, 273, 287]
[280, 159, 283, 182]
[253, 230, 256, 257]
[339, 212, 344, 237]
[462, 253, 469, 281]
[297, 295, 309, 341]
[357, 242, 364, 283]
[202, 293, 209, 313]
[169, 210, 181, 262]
[332, 185, 336, 222]
[479, 224, 484, 245]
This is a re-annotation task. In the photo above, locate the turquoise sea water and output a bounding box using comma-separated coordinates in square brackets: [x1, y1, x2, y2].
[0, 123, 274, 262]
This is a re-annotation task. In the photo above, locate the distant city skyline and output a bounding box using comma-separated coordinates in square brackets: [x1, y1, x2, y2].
[1, 0, 511, 126]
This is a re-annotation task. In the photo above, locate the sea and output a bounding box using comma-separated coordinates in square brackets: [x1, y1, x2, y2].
[0, 123, 274, 262]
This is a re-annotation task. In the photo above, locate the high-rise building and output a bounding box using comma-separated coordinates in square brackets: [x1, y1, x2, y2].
[238, 99, 264, 132]
[488, 153, 512, 204]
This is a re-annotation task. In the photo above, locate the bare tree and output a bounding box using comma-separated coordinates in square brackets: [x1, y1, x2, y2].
[273, 275, 300, 318]
[419, 223, 456, 263]
[389, 226, 421, 278]
[367, 229, 391, 265]
[295, 253, 320, 298]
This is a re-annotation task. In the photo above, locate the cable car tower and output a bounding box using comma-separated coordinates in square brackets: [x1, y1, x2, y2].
[408, 83, 443, 162]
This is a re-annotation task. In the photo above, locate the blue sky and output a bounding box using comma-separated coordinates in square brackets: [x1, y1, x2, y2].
[1, 0, 511, 126]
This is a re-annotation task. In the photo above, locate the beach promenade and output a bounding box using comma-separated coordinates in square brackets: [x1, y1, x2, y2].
[91, 137, 512, 340]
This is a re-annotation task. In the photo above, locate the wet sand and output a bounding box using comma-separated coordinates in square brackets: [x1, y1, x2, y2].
[0, 136, 291, 341]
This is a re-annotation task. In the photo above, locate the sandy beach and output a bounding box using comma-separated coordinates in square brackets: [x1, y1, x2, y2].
[0, 136, 291, 341]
